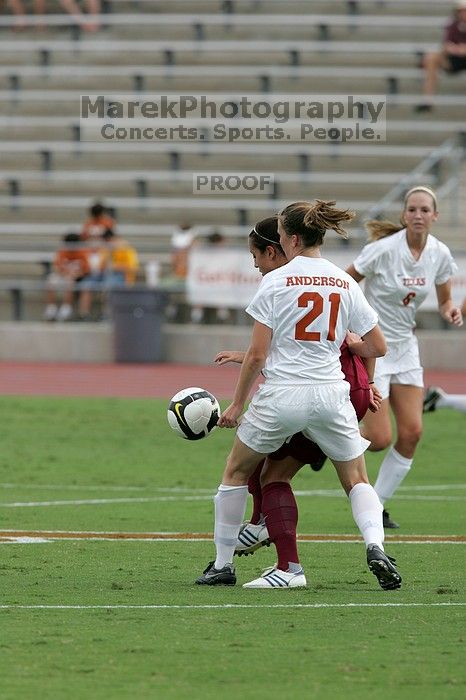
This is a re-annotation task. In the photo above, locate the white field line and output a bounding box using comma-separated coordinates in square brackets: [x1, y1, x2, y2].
[1, 493, 465, 508]
[294, 492, 466, 502]
[1, 538, 465, 545]
[0, 530, 464, 545]
[0, 603, 464, 611]
[0, 483, 150, 492]
[0, 496, 213, 507]
[0, 483, 465, 493]
[397, 484, 466, 491]
[384, 495, 466, 502]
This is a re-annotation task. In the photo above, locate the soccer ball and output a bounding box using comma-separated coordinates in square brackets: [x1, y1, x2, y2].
[167, 387, 220, 440]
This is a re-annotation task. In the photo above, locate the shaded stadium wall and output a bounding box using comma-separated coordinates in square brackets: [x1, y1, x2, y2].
[0, 322, 465, 370]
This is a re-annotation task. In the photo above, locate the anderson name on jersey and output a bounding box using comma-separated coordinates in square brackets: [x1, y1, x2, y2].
[353, 229, 457, 344]
[246, 256, 378, 385]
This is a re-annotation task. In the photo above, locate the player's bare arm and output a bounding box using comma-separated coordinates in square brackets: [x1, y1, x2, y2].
[218, 321, 271, 428]
[214, 350, 246, 365]
[345, 324, 387, 359]
[346, 264, 364, 283]
[436, 280, 463, 327]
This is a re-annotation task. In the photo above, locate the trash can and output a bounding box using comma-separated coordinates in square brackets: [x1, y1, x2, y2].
[110, 287, 166, 363]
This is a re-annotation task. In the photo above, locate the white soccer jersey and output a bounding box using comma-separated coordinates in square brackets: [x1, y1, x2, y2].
[245, 255, 378, 384]
[353, 230, 457, 344]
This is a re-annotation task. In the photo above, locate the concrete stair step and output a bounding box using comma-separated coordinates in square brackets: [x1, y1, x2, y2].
[0, 178, 396, 201]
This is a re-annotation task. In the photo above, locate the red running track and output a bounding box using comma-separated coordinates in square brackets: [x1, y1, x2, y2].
[0, 362, 465, 399]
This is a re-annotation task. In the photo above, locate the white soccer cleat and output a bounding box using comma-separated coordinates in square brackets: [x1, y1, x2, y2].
[243, 565, 307, 589]
[235, 520, 270, 556]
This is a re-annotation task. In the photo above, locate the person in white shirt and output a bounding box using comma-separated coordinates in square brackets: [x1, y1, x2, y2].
[346, 186, 463, 529]
[196, 200, 402, 591]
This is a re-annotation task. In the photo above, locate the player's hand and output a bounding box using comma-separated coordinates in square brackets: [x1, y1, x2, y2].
[345, 330, 362, 350]
[368, 384, 382, 412]
[217, 402, 243, 428]
[444, 307, 463, 327]
[214, 350, 245, 365]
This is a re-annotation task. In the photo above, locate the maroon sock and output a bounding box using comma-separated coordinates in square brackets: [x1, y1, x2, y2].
[262, 481, 299, 572]
[247, 460, 264, 525]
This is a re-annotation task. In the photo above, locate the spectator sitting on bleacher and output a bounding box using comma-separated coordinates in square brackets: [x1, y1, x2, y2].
[100, 228, 139, 286]
[78, 229, 139, 320]
[80, 202, 116, 242]
[416, 0, 466, 112]
[170, 222, 197, 280]
[39, 0, 101, 31]
[4, 0, 26, 28]
[5, 0, 101, 32]
[43, 232, 91, 322]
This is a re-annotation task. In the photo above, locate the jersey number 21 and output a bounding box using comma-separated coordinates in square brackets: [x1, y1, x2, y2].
[295, 292, 341, 341]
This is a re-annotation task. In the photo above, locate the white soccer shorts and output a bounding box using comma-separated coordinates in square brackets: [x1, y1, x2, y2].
[237, 381, 369, 462]
[374, 335, 424, 400]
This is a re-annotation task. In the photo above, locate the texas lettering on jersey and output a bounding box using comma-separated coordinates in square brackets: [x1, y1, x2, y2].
[402, 277, 426, 286]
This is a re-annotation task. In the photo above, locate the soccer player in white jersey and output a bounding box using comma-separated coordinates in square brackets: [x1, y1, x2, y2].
[346, 186, 463, 529]
[196, 200, 402, 591]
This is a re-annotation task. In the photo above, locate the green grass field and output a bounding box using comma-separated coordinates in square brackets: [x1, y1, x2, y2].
[0, 396, 465, 700]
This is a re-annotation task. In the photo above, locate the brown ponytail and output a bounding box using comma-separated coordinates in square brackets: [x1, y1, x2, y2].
[279, 200, 355, 247]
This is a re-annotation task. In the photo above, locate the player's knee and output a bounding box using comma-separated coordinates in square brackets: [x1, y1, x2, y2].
[367, 433, 392, 451]
[224, 453, 254, 484]
[367, 440, 389, 452]
[361, 421, 392, 451]
[398, 424, 422, 451]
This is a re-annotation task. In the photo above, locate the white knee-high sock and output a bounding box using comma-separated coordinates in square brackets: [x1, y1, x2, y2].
[349, 482, 384, 549]
[437, 394, 466, 413]
[374, 447, 412, 504]
[214, 484, 248, 569]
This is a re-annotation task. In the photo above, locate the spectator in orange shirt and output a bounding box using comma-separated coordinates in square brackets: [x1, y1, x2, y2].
[43, 232, 91, 321]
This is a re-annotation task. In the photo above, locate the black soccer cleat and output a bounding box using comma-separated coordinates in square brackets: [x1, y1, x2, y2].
[423, 386, 445, 413]
[383, 509, 400, 529]
[367, 544, 402, 591]
[310, 453, 327, 472]
[195, 561, 236, 586]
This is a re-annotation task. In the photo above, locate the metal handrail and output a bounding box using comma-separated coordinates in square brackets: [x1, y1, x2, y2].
[362, 136, 464, 226]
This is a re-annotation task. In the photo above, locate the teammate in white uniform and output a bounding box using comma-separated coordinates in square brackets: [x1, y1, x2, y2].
[423, 385, 466, 414]
[346, 186, 463, 528]
[196, 200, 402, 591]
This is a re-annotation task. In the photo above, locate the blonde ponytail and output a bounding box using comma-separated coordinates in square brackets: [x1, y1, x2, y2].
[365, 219, 404, 241]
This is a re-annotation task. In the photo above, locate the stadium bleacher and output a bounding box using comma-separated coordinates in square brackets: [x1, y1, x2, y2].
[0, 0, 464, 321]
